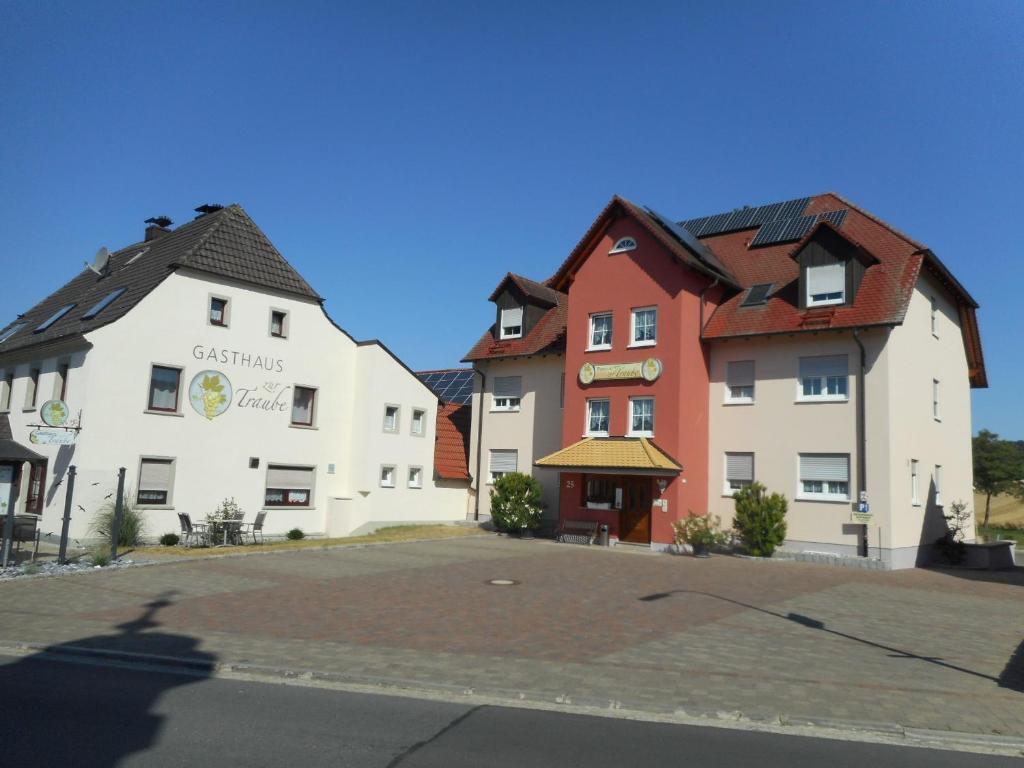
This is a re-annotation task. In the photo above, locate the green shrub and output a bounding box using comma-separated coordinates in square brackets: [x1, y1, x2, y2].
[90, 549, 111, 567]
[732, 482, 788, 557]
[22, 563, 41, 575]
[489, 472, 544, 533]
[159, 533, 180, 547]
[672, 512, 729, 550]
[89, 487, 145, 548]
[286, 528, 305, 540]
[935, 499, 971, 564]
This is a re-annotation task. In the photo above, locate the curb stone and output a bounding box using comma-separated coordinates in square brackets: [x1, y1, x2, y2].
[2, 640, 1022, 757]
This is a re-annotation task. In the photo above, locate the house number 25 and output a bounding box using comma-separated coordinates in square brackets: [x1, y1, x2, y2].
[565, 480, 575, 489]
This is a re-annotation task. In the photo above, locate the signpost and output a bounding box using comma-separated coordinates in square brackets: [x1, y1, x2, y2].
[110, 467, 126, 562]
[58, 465, 76, 564]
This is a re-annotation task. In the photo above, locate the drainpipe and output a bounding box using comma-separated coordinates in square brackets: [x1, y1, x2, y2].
[852, 329, 868, 557]
[471, 365, 486, 521]
[699, 277, 721, 336]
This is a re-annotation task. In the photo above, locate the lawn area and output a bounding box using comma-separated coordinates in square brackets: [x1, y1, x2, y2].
[128, 524, 486, 559]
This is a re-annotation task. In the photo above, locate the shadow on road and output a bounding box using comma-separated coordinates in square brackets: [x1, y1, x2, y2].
[0, 590, 216, 765]
[639, 589, 1022, 693]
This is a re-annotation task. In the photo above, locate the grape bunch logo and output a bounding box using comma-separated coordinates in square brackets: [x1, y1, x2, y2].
[189, 370, 233, 420]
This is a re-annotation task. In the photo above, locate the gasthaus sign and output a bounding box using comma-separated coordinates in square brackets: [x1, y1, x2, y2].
[189, 346, 293, 420]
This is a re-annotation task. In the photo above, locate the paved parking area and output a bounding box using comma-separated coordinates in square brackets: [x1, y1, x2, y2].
[1, 536, 1021, 738]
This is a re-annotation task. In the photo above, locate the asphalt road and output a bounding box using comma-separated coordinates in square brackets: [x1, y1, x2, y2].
[2, 655, 1020, 767]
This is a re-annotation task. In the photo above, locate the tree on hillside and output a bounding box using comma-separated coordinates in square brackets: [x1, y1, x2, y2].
[973, 429, 1024, 526]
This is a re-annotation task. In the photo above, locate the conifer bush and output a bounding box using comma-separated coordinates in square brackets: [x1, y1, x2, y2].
[732, 482, 788, 557]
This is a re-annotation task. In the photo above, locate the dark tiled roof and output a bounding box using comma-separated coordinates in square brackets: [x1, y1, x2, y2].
[488, 273, 562, 307]
[434, 403, 471, 480]
[462, 283, 567, 362]
[0, 413, 45, 461]
[0, 205, 320, 361]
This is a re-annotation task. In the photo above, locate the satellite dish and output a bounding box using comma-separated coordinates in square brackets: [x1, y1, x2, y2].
[86, 247, 110, 276]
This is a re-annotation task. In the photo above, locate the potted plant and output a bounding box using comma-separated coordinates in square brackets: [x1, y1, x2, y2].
[672, 512, 729, 557]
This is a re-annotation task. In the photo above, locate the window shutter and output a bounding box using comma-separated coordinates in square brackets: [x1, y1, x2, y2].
[726, 361, 755, 388]
[798, 355, 848, 380]
[493, 376, 522, 398]
[489, 450, 518, 473]
[725, 453, 754, 482]
[501, 307, 523, 327]
[807, 259, 845, 295]
[799, 454, 849, 482]
[139, 459, 172, 491]
[266, 465, 313, 490]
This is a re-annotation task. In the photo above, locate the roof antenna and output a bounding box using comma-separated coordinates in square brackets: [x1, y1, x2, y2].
[85, 247, 110, 276]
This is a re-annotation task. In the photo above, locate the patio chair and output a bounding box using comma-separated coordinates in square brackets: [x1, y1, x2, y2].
[12, 515, 41, 563]
[178, 513, 211, 548]
[225, 511, 245, 546]
[238, 511, 267, 545]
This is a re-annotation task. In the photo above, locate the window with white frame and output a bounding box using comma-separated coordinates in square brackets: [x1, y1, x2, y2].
[911, 459, 920, 505]
[491, 376, 521, 412]
[934, 464, 943, 506]
[408, 466, 423, 488]
[798, 355, 848, 401]
[629, 397, 654, 436]
[725, 452, 754, 494]
[379, 465, 396, 488]
[725, 360, 755, 404]
[609, 236, 637, 254]
[264, 465, 314, 507]
[630, 307, 657, 346]
[0, 372, 12, 411]
[930, 296, 938, 337]
[588, 312, 612, 350]
[488, 449, 517, 484]
[586, 399, 610, 436]
[499, 307, 523, 339]
[411, 408, 426, 435]
[932, 379, 940, 421]
[798, 453, 851, 501]
[136, 457, 175, 507]
[383, 404, 400, 433]
[806, 254, 845, 306]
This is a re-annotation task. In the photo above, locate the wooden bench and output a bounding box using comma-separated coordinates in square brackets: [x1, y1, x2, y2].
[557, 520, 599, 546]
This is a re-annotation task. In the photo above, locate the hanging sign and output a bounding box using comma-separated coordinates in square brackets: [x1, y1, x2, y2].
[40, 399, 70, 427]
[579, 358, 663, 385]
[30, 429, 76, 446]
[851, 498, 871, 524]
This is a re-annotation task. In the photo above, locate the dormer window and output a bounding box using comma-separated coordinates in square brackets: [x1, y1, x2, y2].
[500, 307, 523, 339]
[609, 237, 637, 254]
[806, 253, 845, 306]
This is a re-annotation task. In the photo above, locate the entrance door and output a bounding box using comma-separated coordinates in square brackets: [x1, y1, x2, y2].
[619, 478, 651, 544]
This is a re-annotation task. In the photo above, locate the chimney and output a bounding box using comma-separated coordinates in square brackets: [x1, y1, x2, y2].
[144, 216, 173, 241]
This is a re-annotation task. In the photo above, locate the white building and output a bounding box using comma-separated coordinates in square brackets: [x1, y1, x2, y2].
[0, 205, 469, 543]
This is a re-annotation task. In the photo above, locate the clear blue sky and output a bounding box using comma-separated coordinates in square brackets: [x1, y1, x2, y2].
[1, 1, 1021, 438]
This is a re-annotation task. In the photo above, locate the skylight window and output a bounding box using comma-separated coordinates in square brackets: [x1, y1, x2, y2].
[125, 248, 148, 265]
[81, 288, 127, 320]
[609, 237, 637, 254]
[741, 283, 773, 307]
[34, 304, 76, 333]
[0, 322, 25, 344]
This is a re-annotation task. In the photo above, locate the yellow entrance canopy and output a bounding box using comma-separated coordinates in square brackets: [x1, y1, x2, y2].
[535, 437, 682, 474]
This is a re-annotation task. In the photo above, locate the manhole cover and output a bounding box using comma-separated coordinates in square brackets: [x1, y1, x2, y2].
[486, 579, 519, 586]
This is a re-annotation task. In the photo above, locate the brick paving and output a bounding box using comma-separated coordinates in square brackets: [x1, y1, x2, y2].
[0, 536, 1021, 738]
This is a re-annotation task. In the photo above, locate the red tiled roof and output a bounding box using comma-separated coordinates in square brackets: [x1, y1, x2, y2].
[462, 275, 567, 362]
[434, 403, 471, 481]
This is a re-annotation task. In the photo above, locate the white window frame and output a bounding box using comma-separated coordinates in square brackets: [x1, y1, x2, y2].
[797, 453, 851, 502]
[135, 456, 177, 509]
[586, 398, 610, 437]
[934, 464, 943, 507]
[490, 376, 522, 412]
[609, 236, 637, 254]
[932, 379, 940, 421]
[411, 408, 427, 436]
[628, 397, 655, 437]
[588, 312, 613, 351]
[408, 466, 423, 489]
[488, 449, 518, 485]
[380, 464, 396, 488]
[911, 459, 920, 506]
[806, 256, 846, 307]
[725, 360, 755, 405]
[724, 452, 754, 496]
[629, 307, 657, 348]
[383, 404, 400, 433]
[797, 355, 849, 402]
[499, 307, 523, 340]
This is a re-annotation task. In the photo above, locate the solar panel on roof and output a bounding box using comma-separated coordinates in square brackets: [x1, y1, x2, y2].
[417, 369, 474, 405]
[741, 283, 774, 307]
[680, 197, 812, 238]
[749, 209, 849, 247]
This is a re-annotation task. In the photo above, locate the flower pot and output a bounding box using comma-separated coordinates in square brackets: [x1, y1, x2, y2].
[520, 527, 534, 540]
[692, 542, 711, 558]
